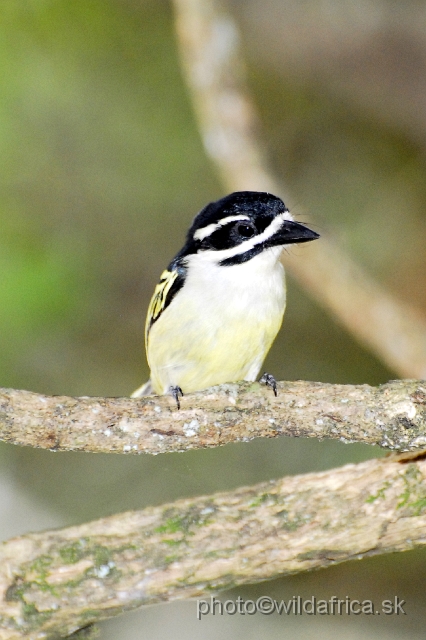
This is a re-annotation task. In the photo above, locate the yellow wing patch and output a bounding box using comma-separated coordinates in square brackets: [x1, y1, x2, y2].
[145, 269, 179, 344]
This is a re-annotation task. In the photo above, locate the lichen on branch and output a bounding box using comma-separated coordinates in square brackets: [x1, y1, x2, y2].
[1, 453, 426, 638]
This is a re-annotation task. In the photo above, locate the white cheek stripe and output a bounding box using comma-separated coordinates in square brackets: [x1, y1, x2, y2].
[193, 215, 251, 241]
[192, 211, 291, 263]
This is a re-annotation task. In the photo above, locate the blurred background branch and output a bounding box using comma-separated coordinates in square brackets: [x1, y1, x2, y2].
[1, 453, 426, 639]
[0, 379, 425, 455]
[173, 0, 426, 379]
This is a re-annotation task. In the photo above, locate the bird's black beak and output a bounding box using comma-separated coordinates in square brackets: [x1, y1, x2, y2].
[268, 220, 320, 247]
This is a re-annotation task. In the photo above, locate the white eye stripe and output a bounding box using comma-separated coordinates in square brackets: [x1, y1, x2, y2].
[190, 211, 292, 263]
[193, 215, 251, 241]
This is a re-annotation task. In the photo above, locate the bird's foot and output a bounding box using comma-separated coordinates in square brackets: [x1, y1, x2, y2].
[259, 372, 278, 397]
[169, 385, 184, 409]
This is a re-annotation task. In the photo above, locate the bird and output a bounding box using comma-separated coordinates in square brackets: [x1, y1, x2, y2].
[132, 191, 319, 407]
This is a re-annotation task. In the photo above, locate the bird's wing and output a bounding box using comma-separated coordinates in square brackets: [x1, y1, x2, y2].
[145, 267, 185, 343]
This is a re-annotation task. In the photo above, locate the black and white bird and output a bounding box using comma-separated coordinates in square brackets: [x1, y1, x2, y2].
[132, 191, 319, 405]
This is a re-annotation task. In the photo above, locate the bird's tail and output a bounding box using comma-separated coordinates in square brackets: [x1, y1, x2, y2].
[131, 379, 154, 398]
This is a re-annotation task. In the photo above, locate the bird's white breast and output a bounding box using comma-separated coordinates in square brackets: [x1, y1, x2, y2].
[147, 247, 286, 394]
[185, 246, 286, 324]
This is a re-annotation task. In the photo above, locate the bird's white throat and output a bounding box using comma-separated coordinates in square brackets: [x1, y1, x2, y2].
[184, 246, 286, 321]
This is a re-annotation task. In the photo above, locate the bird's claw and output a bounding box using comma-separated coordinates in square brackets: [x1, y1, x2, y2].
[259, 372, 278, 397]
[169, 385, 184, 409]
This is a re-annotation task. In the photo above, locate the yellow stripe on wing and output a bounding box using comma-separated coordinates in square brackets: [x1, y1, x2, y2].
[145, 269, 179, 344]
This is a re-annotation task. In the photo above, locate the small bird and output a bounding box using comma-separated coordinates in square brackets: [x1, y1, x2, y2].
[132, 191, 319, 406]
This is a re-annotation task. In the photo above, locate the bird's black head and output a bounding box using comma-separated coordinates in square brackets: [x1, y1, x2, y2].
[174, 191, 319, 267]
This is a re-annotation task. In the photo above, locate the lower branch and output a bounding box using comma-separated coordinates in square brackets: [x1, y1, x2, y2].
[1, 453, 426, 638]
[0, 380, 425, 455]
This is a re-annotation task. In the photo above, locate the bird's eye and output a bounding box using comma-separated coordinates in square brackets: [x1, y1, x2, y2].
[236, 223, 255, 238]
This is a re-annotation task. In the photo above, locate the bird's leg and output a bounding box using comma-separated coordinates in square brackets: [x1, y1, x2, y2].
[259, 372, 278, 397]
[169, 385, 184, 409]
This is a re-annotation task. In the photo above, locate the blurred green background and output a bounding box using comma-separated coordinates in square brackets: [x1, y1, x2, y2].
[0, 0, 426, 638]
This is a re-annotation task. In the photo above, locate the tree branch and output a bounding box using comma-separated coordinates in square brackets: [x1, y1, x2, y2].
[0, 380, 425, 455]
[172, 0, 426, 379]
[1, 453, 426, 638]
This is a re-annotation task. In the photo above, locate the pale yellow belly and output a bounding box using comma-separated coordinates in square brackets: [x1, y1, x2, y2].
[147, 285, 285, 394]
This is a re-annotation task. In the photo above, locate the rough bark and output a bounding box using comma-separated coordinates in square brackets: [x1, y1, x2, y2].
[0, 380, 425, 455]
[1, 453, 426, 638]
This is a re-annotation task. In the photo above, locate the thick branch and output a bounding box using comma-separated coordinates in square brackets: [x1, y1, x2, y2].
[1, 453, 426, 638]
[172, 0, 426, 379]
[0, 380, 425, 454]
